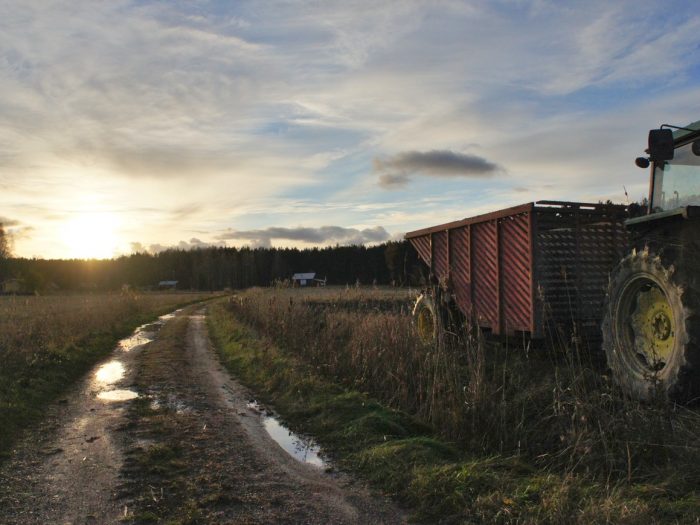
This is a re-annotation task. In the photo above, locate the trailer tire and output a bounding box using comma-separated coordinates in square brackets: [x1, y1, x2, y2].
[602, 249, 700, 401]
[413, 294, 438, 344]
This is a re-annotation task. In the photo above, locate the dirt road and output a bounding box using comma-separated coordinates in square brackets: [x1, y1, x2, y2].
[0, 306, 405, 524]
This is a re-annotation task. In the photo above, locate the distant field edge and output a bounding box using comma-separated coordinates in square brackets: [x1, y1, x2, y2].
[207, 298, 700, 525]
[0, 293, 220, 460]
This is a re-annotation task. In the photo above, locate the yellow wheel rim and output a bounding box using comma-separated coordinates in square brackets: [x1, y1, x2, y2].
[417, 306, 435, 342]
[627, 282, 675, 369]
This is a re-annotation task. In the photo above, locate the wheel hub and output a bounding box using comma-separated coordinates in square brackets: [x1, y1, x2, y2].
[628, 284, 675, 368]
[652, 312, 672, 341]
[417, 307, 435, 342]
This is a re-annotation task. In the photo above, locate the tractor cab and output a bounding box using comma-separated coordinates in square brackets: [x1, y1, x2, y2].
[637, 120, 700, 215]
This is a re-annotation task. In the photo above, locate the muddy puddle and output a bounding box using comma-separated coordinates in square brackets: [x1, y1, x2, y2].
[247, 401, 326, 468]
[92, 311, 177, 403]
[97, 389, 139, 401]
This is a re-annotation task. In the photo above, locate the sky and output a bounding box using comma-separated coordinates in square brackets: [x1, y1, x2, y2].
[1, 0, 699, 259]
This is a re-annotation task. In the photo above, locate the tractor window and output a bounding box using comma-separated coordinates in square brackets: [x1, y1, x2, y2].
[651, 141, 700, 211]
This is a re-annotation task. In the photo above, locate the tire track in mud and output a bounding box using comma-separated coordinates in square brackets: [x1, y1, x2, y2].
[0, 306, 405, 524]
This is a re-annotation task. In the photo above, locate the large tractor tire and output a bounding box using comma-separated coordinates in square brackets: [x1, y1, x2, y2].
[413, 293, 438, 344]
[602, 249, 700, 401]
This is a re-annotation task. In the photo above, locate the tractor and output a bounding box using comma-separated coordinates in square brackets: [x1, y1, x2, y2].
[405, 120, 700, 401]
[602, 120, 700, 401]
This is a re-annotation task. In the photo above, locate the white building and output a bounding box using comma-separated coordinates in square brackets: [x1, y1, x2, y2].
[291, 273, 316, 287]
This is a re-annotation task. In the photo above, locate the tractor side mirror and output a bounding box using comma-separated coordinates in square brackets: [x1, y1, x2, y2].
[693, 139, 700, 156]
[635, 157, 650, 168]
[648, 128, 674, 161]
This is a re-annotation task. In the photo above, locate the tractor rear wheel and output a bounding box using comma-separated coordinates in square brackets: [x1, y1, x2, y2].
[413, 293, 438, 344]
[602, 249, 700, 401]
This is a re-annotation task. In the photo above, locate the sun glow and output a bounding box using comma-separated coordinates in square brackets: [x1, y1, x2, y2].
[61, 212, 121, 259]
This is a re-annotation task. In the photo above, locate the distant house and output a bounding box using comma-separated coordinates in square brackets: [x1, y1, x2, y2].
[291, 273, 315, 287]
[158, 280, 178, 290]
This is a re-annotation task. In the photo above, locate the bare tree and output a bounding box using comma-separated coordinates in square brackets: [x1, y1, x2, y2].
[0, 223, 9, 259]
[0, 223, 11, 283]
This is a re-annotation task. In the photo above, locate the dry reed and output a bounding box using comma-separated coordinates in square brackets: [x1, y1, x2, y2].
[227, 287, 700, 486]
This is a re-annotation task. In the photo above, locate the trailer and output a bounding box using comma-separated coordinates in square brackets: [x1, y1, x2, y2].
[405, 201, 628, 340]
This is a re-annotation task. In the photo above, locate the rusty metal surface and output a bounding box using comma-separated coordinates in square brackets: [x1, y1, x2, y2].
[404, 201, 616, 238]
[406, 201, 628, 338]
[432, 230, 448, 282]
[471, 221, 499, 331]
[449, 226, 471, 317]
[405, 202, 534, 238]
[411, 235, 431, 267]
[499, 213, 532, 333]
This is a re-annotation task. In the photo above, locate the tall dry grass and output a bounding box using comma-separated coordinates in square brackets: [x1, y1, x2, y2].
[0, 293, 206, 370]
[227, 287, 700, 486]
[0, 292, 212, 453]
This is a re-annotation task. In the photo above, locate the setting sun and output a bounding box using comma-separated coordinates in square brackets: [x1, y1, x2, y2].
[61, 212, 121, 259]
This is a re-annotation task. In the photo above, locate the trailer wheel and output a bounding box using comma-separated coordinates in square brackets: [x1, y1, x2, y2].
[602, 249, 700, 401]
[413, 294, 438, 344]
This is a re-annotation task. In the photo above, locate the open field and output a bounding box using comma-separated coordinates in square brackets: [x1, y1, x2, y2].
[209, 287, 700, 523]
[266, 284, 419, 309]
[4, 286, 700, 522]
[0, 292, 215, 455]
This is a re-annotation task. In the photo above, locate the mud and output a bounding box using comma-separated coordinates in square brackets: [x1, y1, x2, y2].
[0, 306, 406, 524]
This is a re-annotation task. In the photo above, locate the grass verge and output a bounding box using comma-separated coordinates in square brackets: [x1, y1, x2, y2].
[208, 299, 700, 524]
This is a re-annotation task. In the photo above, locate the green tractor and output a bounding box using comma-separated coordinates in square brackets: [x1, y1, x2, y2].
[602, 120, 700, 401]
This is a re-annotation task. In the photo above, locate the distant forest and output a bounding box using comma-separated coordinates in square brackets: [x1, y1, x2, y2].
[0, 241, 424, 292]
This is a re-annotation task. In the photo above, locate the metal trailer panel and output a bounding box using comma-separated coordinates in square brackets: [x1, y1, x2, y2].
[449, 226, 472, 318]
[406, 201, 627, 338]
[432, 230, 449, 281]
[533, 208, 628, 340]
[499, 212, 533, 334]
[471, 220, 500, 331]
[411, 235, 431, 266]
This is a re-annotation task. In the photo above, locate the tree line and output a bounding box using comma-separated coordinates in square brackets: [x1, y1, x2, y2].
[0, 239, 424, 292]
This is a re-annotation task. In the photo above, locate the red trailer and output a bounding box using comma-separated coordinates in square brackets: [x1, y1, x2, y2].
[405, 201, 628, 339]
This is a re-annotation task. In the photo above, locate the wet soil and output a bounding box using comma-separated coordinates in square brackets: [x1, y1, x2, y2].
[0, 306, 406, 524]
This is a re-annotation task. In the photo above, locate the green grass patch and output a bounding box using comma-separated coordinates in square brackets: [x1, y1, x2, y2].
[208, 299, 700, 524]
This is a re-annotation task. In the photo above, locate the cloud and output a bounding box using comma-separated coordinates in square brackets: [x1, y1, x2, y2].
[216, 225, 390, 248]
[169, 204, 204, 221]
[374, 150, 502, 188]
[2, 2, 700, 259]
[0, 216, 20, 227]
[130, 238, 225, 254]
[0, 216, 33, 240]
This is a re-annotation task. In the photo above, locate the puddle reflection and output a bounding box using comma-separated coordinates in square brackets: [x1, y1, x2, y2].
[158, 310, 181, 322]
[118, 312, 178, 352]
[97, 389, 139, 402]
[248, 401, 326, 468]
[89, 310, 181, 406]
[119, 330, 156, 352]
[95, 361, 125, 384]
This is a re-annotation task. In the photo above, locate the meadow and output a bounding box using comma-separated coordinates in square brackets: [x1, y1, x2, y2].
[210, 286, 700, 523]
[0, 292, 213, 455]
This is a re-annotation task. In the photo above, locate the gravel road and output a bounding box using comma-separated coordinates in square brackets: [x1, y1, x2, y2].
[0, 306, 405, 524]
